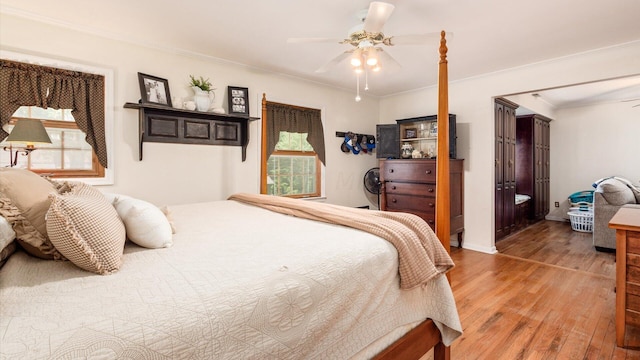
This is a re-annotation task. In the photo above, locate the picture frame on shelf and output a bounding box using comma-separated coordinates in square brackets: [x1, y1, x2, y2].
[227, 86, 249, 115]
[404, 128, 417, 139]
[138, 72, 172, 107]
[429, 122, 438, 137]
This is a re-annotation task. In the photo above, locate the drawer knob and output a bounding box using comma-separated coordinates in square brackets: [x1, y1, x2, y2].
[428, 220, 435, 224]
[392, 185, 397, 190]
[392, 198, 397, 203]
[428, 188, 434, 193]
[425, 170, 432, 174]
[389, 169, 395, 173]
[429, 203, 434, 207]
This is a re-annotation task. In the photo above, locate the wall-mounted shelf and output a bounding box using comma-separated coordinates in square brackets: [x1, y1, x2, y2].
[124, 102, 259, 162]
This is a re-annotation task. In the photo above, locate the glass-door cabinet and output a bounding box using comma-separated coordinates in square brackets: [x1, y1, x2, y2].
[391, 114, 457, 159]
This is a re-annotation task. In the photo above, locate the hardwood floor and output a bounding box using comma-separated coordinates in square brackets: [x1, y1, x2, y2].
[445, 220, 640, 359]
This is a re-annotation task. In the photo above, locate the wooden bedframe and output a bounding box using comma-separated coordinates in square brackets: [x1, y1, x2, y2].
[261, 32, 453, 360]
[376, 30, 453, 360]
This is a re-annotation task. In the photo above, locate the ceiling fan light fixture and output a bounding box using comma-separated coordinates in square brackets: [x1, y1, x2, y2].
[366, 51, 378, 66]
[350, 57, 362, 67]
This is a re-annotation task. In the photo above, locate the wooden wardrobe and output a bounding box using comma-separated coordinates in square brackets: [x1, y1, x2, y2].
[516, 114, 551, 221]
[494, 98, 518, 241]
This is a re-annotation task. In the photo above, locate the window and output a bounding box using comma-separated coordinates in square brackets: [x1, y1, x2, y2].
[266, 132, 320, 197]
[261, 100, 326, 198]
[0, 50, 114, 184]
[0, 107, 104, 177]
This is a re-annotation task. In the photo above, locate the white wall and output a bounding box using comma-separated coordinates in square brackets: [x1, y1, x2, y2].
[3, 12, 639, 251]
[546, 101, 640, 220]
[380, 41, 640, 254]
[0, 13, 380, 208]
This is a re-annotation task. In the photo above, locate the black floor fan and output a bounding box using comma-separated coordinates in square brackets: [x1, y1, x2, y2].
[363, 167, 382, 209]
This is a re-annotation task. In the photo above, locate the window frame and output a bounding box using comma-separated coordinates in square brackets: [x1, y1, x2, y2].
[267, 148, 321, 198]
[0, 50, 115, 185]
[260, 98, 326, 199]
[3, 116, 105, 178]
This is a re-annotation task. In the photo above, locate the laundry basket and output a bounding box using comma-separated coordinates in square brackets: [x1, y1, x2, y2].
[568, 190, 594, 208]
[567, 208, 594, 233]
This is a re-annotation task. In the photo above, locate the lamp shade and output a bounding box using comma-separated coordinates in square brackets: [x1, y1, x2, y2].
[5, 119, 52, 146]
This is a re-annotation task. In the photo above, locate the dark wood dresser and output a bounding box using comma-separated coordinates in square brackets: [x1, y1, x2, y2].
[379, 159, 464, 244]
[610, 206, 640, 347]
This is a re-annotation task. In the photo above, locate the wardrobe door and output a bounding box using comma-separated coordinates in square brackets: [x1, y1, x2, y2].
[495, 101, 506, 239]
[541, 119, 551, 219]
[495, 98, 519, 240]
[504, 104, 517, 234]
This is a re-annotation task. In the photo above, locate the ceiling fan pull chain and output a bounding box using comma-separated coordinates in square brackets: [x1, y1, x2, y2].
[355, 73, 362, 102]
[365, 69, 369, 91]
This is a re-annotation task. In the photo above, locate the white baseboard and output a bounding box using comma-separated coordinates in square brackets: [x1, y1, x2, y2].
[545, 215, 569, 222]
[459, 242, 498, 254]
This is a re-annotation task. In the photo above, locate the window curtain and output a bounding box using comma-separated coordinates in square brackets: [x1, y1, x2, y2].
[265, 102, 325, 165]
[0, 59, 108, 168]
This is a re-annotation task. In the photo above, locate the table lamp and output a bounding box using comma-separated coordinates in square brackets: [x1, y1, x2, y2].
[3, 118, 52, 167]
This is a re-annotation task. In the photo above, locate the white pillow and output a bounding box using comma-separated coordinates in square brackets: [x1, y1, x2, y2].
[112, 196, 173, 249]
[0, 215, 16, 252]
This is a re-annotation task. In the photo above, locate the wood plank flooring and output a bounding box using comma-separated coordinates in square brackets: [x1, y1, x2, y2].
[443, 220, 640, 359]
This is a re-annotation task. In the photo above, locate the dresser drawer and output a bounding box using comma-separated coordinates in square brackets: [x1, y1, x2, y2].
[382, 161, 436, 182]
[628, 231, 640, 255]
[385, 193, 436, 213]
[385, 208, 435, 228]
[385, 182, 436, 197]
[628, 265, 640, 284]
[628, 293, 640, 313]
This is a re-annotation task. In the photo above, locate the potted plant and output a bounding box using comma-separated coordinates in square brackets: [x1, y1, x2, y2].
[189, 75, 216, 111]
[189, 75, 214, 92]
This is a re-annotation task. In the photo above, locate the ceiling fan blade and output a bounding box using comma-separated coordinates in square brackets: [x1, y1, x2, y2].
[315, 50, 354, 73]
[377, 49, 402, 72]
[387, 32, 454, 46]
[287, 37, 342, 44]
[363, 2, 395, 33]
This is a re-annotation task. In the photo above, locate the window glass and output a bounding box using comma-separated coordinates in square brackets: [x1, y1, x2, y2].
[267, 131, 320, 197]
[0, 106, 102, 175]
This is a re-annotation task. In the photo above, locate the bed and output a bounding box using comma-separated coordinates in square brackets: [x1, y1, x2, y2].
[0, 195, 461, 359]
[0, 32, 460, 359]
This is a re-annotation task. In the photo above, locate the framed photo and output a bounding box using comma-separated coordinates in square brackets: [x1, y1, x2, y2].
[227, 86, 249, 115]
[404, 128, 417, 139]
[138, 72, 172, 107]
[429, 122, 438, 137]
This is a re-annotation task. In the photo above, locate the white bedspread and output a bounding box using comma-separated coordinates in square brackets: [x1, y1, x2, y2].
[0, 200, 462, 359]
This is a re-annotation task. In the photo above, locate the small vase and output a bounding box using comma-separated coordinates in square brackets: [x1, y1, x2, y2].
[192, 86, 215, 112]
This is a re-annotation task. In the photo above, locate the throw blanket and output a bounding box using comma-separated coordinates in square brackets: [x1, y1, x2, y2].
[228, 193, 454, 289]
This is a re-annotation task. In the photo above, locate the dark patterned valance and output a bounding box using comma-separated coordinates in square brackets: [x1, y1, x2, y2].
[0, 59, 108, 168]
[265, 102, 325, 165]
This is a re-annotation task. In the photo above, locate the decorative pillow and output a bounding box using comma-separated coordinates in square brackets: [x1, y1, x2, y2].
[597, 178, 636, 206]
[112, 195, 173, 249]
[0, 241, 17, 269]
[46, 190, 126, 275]
[0, 215, 15, 252]
[0, 215, 16, 267]
[0, 168, 57, 257]
[0, 193, 62, 260]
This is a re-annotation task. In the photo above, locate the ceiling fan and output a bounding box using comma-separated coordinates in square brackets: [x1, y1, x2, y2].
[287, 1, 446, 74]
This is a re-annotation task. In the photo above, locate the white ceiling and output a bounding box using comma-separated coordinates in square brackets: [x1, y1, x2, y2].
[1, 0, 640, 106]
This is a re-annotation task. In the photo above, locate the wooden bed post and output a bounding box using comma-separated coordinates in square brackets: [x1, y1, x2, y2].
[435, 31, 451, 254]
[376, 31, 452, 360]
[260, 93, 268, 194]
